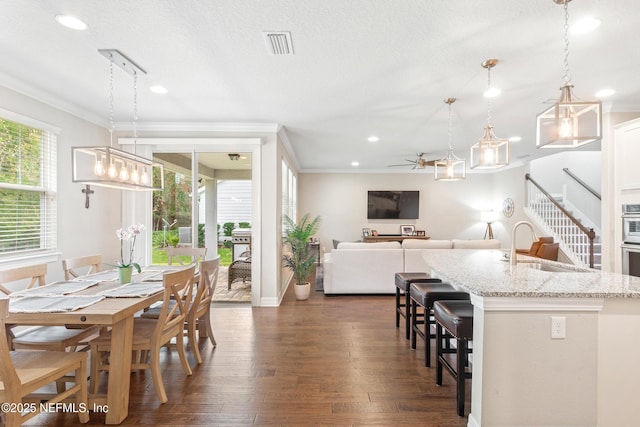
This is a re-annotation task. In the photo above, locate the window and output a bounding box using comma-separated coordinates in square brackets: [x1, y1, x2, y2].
[0, 111, 57, 259]
[281, 159, 296, 234]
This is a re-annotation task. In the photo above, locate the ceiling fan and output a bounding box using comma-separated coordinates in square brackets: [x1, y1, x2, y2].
[387, 153, 438, 169]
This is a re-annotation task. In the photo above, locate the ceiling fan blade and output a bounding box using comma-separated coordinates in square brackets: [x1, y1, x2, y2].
[387, 164, 412, 167]
[425, 160, 437, 167]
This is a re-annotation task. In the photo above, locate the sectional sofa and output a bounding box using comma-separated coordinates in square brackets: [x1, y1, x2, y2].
[322, 238, 501, 294]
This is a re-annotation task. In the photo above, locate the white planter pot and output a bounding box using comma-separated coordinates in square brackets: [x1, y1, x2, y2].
[294, 282, 311, 300]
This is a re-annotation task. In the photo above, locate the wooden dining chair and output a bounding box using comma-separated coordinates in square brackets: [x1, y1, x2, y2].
[90, 265, 196, 403]
[0, 297, 90, 426]
[61, 254, 102, 280]
[187, 257, 219, 363]
[165, 246, 207, 266]
[0, 264, 98, 354]
[0, 264, 46, 295]
[140, 258, 220, 364]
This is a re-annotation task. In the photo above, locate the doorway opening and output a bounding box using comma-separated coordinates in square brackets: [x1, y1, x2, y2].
[150, 151, 253, 303]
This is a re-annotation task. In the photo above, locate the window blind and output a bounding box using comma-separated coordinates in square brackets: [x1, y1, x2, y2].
[0, 114, 57, 257]
[281, 159, 297, 235]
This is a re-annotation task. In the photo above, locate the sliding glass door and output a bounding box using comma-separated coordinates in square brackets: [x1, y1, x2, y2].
[151, 152, 197, 264]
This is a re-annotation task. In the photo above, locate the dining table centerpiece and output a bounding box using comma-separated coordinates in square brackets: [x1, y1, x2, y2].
[115, 224, 144, 284]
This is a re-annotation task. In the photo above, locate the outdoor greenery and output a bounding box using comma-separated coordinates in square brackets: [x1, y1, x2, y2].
[152, 169, 192, 232]
[150, 230, 232, 266]
[0, 118, 44, 253]
[222, 222, 235, 236]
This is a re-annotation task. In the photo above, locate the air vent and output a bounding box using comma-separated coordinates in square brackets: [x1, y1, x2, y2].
[263, 31, 294, 56]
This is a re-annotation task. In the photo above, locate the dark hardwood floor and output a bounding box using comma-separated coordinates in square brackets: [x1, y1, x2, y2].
[26, 281, 470, 426]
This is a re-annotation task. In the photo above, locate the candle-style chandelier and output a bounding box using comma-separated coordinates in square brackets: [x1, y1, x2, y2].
[72, 49, 164, 191]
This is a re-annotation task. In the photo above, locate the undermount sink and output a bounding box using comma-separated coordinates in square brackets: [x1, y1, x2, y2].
[519, 262, 587, 273]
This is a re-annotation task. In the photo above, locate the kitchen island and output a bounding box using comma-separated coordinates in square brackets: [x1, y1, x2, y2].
[420, 249, 640, 427]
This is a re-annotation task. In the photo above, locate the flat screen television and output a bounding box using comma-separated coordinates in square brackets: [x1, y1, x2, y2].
[367, 190, 419, 219]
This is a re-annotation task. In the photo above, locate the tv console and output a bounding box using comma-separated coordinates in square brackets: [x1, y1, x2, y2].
[363, 235, 430, 243]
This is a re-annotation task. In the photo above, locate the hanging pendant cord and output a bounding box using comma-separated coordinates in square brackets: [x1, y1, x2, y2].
[562, 0, 571, 86]
[132, 71, 138, 155]
[447, 101, 453, 150]
[486, 66, 492, 125]
[108, 60, 115, 148]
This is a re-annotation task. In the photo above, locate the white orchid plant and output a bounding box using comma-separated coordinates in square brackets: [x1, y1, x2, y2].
[116, 224, 145, 273]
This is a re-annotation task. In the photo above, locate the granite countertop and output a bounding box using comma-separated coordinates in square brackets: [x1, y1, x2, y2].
[421, 249, 640, 298]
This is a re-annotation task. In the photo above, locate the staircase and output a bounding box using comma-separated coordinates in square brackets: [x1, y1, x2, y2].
[525, 174, 600, 269]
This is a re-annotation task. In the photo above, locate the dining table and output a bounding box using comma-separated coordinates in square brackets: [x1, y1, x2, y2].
[4, 266, 180, 425]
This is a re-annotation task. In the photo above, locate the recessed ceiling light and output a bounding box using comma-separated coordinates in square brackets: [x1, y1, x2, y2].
[55, 15, 87, 30]
[595, 88, 615, 98]
[570, 17, 601, 35]
[367, 136, 379, 142]
[351, 161, 360, 167]
[509, 136, 522, 142]
[149, 85, 168, 94]
[483, 87, 501, 98]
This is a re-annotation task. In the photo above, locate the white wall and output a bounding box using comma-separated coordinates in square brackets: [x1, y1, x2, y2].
[529, 151, 602, 227]
[490, 165, 533, 247]
[0, 85, 121, 282]
[298, 166, 530, 256]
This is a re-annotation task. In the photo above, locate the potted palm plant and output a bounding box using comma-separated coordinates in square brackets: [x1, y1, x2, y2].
[282, 213, 320, 300]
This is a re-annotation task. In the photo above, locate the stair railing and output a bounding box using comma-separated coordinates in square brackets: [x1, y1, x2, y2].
[562, 168, 601, 200]
[525, 173, 596, 268]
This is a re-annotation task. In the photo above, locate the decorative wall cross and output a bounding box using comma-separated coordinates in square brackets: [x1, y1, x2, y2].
[82, 185, 94, 209]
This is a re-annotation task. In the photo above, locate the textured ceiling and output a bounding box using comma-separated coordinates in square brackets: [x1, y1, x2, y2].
[1, 0, 639, 172]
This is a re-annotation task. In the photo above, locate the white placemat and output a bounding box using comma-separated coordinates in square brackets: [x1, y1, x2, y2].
[11, 280, 99, 297]
[9, 295, 105, 313]
[98, 282, 164, 298]
[140, 271, 164, 282]
[77, 269, 124, 282]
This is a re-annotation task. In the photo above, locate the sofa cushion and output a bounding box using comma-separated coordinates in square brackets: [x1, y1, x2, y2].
[337, 241, 401, 249]
[528, 236, 554, 255]
[324, 247, 404, 294]
[402, 239, 453, 249]
[452, 239, 501, 249]
[536, 242, 559, 261]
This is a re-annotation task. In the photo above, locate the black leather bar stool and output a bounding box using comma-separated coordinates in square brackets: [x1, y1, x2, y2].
[394, 273, 442, 339]
[434, 300, 474, 417]
[410, 282, 469, 367]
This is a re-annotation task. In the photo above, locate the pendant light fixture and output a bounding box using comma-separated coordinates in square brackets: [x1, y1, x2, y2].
[72, 49, 164, 191]
[435, 98, 466, 181]
[535, 0, 602, 148]
[470, 59, 509, 169]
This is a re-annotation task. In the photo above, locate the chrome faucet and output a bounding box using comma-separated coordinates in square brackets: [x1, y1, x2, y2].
[510, 221, 538, 265]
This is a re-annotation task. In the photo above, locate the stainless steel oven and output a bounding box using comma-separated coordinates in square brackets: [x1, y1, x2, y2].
[622, 244, 640, 276]
[622, 204, 640, 244]
[622, 204, 640, 276]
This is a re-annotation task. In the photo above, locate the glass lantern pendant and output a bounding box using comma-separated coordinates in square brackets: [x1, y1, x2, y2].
[536, 84, 602, 148]
[435, 98, 466, 181]
[434, 149, 466, 181]
[471, 59, 509, 169]
[536, 0, 602, 149]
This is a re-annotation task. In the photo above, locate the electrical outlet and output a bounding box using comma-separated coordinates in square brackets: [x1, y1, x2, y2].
[551, 316, 566, 339]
